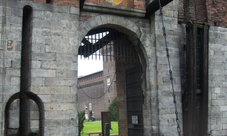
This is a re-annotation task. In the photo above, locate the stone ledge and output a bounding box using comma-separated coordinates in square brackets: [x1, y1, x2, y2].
[83, 2, 145, 18]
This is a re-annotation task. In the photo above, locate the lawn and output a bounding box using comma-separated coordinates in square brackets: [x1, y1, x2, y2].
[81, 121, 118, 136]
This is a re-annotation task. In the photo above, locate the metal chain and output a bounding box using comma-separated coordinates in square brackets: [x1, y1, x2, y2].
[158, 0, 181, 135]
[78, 73, 116, 99]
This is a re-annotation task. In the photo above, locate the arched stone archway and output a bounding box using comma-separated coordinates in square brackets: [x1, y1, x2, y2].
[78, 15, 142, 42]
[78, 15, 150, 136]
[78, 15, 148, 92]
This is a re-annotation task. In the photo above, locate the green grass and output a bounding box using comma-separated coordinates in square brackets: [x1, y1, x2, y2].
[81, 121, 118, 136]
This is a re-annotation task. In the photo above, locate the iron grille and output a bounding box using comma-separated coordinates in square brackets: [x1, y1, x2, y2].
[79, 29, 136, 62]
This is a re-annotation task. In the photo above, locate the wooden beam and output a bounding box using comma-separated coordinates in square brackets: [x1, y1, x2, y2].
[79, 31, 117, 57]
[145, 0, 173, 18]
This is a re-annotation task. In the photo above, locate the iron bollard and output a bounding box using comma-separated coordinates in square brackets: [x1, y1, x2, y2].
[104, 123, 110, 136]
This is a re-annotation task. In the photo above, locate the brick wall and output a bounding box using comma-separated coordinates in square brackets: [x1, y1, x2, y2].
[78, 66, 117, 119]
[51, 0, 79, 6]
[78, 71, 106, 119]
[195, 0, 207, 22]
[207, 0, 227, 27]
[102, 45, 117, 111]
[84, 0, 145, 10]
[30, 0, 79, 6]
[178, 0, 227, 27]
[178, 0, 184, 20]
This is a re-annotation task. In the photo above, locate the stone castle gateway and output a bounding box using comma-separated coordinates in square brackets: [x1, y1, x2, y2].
[1, 0, 227, 136]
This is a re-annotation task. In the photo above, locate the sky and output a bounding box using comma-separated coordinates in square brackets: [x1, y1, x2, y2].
[78, 32, 108, 76]
[78, 57, 103, 77]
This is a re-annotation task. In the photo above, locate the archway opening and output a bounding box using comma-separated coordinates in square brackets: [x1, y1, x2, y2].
[77, 27, 146, 136]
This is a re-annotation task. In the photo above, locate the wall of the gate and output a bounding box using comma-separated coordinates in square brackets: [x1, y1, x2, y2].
[208, 26, 227, 135]
[0, 1, 79, 135]
[0, 0, 185, 136]
[78, 14, 151, 136]
[0, 0, 184, 136]
[78, 0, 183, 134]
[4, 0, 227, 136]
[149, 0, 183, 135]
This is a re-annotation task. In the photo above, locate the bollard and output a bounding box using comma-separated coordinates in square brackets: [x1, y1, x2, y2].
[104, 123, 110, 136]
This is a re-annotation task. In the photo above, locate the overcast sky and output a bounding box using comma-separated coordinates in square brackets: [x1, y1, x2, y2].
[78, 57, 103, 77]
[78, 33, 107, 77]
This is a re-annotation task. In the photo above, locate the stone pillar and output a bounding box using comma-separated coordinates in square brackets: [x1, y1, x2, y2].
[30, 3, 80, 135]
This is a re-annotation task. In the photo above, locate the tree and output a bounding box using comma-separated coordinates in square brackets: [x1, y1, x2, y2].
[108, 97, 118, 121]
[78, 111, 85, 135]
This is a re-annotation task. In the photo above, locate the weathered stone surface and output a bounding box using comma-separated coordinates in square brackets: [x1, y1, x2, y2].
[31, 69, 56, 77]
[1, 0, 227, 136]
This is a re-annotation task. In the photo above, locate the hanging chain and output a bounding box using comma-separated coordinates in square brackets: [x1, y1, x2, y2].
[78, 73, 116, 99]
[158, 0, 181, 136]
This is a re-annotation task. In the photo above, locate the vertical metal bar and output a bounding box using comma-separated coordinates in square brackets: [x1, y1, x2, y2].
[192, 25, 197, 136]
[125, 36, 128, 61]
[111, 32, 113, 61]
[118, 40, 121, 61]
[129, 45, 132, 62]
[201, 24, 208, 136]
[104, 123, 110, 136]
[91, 35, 92, 60]
[100, 32, 102, 61]
[117, 38, 122, 60]
[116, 39, 118, 61]
[20, 6, 33, 136]
[105, 32, 108, 62]
[92, 35, 93, 60]
[80, 42, 83, 59]
[115, 40, 117, 62]
[95, 33, 97, 60]
[85, 36, 87, 58]
[122, 35, 126, 61]
[110, 40, 112, 61]
[87, 35, 90, 60]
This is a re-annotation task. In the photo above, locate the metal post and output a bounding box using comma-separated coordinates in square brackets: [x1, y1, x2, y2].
[104, 123, 110, 136]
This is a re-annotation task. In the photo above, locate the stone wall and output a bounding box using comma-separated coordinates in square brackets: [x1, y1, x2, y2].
[0, 0, 184, 136]
[0, 0, 183, 136]
[31, 2, 79, 135]
[1, 0, 227, 136]
[0, 1, 80, 135]
[1, 1, 22, 135]
[148, 0, 183, 135]
[208, 26, 227, 135]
